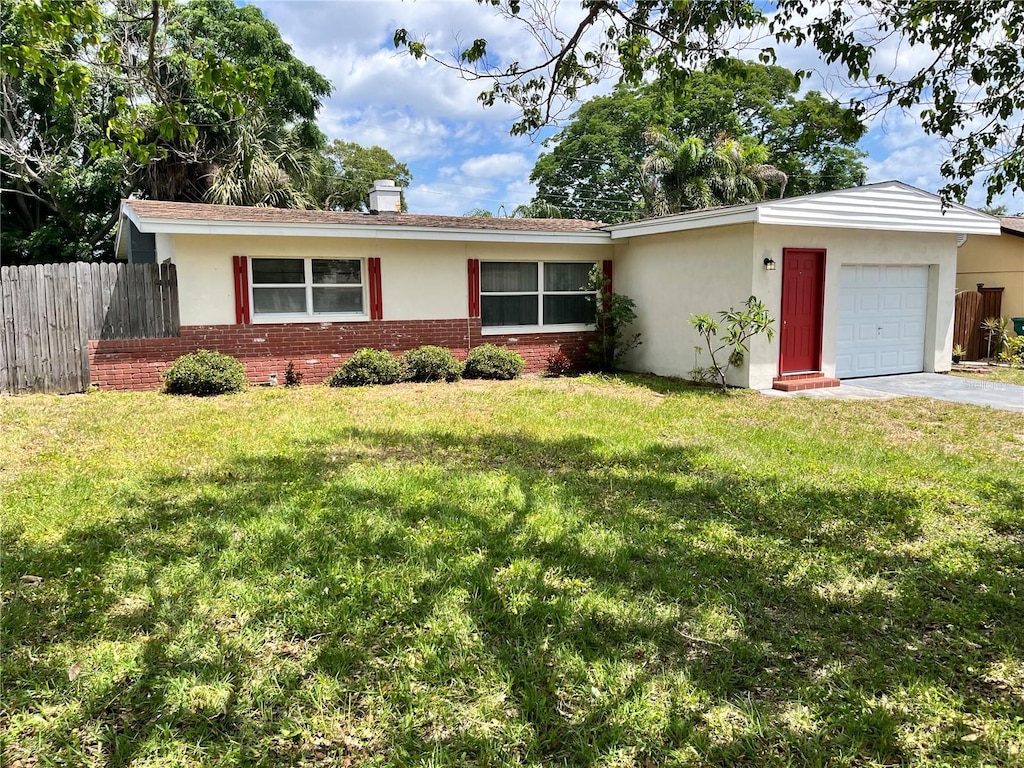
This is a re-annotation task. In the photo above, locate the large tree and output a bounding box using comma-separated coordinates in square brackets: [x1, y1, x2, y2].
[1, 0, 331, 263]
[395, 0, 1024, 203]
[530, 63, 866, 222]
[307, 141, 413, 212]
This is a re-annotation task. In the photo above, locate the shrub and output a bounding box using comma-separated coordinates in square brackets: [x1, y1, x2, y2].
[402, 345, 463, 382]
[163, 349, 248, 396]
[689, 295, 775, 392]
[1001, 335, 1024, 368]
[284, 360, 303, 387]
[326, 348, 404, 387]
[545, 350, 574, 377]
[464, 344, 525, 380]
[586, 265, 641, 372]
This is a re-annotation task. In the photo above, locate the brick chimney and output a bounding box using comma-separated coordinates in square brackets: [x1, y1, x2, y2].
[368, 180, 402, 213]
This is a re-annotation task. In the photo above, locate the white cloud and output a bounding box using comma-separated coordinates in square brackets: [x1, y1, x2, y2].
[459, 152, 531, 180]
[253, 0, 1022, 216]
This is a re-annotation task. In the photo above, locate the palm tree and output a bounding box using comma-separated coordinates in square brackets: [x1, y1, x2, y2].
[203, 117, 317, 208]
[511, 200, 563, 218]
[640, 130, 787, 216]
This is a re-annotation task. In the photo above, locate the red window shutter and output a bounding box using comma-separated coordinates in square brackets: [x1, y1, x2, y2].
[602, 260, 613, 294]
[468, 259, 480, 318]
[232, 255, 251, 324]
[368, 257, 383, 320]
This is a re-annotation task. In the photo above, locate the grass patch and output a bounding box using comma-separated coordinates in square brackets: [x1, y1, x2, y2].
[950, 365, 1024, 386]
[2, 376, 1023, 767]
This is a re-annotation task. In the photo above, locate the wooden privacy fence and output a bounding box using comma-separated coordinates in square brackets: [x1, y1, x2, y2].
[953, 285, 1003, 361]
[1, 262, 179, 394]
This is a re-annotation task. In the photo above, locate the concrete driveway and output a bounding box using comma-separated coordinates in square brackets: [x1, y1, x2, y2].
[764, 372, 1024, 412]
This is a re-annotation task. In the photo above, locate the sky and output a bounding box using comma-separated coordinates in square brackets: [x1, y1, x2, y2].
[250, 0, 1023, 218]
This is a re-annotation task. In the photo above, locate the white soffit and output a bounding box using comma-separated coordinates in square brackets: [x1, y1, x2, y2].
[607, 181, 1001, 239]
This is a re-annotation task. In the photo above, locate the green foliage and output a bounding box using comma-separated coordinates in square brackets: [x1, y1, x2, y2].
[283, 361, 303, 387]
[982, 317, 1011, 360]
[401, 346, 463, 383]
[530, 70, 866, 222]
[642, 131, 787, 215]
[396, 1, 1022, 204]
[326, 348, 404, 387]
[587, 266, 641, 372]
[162, 349, 248, 396]
[510, 200, 562, 218]
[689, 296, 775, 391]
[308, 140, 412, 212]
[999, 334, 1023, 368]
[1, 0, 332, 264]
[464, 344, 525, 380]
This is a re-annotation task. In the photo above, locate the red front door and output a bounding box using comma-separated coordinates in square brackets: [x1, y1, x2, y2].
[779, 248, 825, 374]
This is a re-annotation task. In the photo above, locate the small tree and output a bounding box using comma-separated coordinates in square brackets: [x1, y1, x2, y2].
[587, 266, 641, 372]
[689, 296, 775, 391]
[982, 317, 1010, 360]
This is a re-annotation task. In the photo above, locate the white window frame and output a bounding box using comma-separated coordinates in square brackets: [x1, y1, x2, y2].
[480, 261, 597, 335]
[249, 257, 368, 323]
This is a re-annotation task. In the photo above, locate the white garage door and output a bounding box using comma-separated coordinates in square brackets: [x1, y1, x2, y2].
[836, 265, 928, 379]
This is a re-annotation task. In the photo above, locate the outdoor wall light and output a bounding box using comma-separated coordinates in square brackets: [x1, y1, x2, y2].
[763, 257, 777, 271]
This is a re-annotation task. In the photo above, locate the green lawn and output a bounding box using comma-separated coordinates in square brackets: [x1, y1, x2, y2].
[950, 365, 1024, 386]
[2, 376, 1022, 767]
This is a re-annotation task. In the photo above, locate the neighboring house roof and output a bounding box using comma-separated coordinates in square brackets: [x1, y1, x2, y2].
[606, 181, 1001, 239]
[1000, 217, 1024, 238]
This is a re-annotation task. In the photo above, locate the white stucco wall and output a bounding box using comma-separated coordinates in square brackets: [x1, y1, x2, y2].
[751, 225, 958, 385]
[614, 224, 757, 387]
[614, 223, 958, 390]
[164, 234, 608, 326]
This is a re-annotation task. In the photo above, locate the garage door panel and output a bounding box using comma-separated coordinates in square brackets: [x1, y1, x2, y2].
[855, 352, 876, 372]
[878, 350, 899, 368]
[836, 265, 928, 379]
[854, 323, 876, 341]
[857, 294, 879, 312]
[902, 320, 924, 340]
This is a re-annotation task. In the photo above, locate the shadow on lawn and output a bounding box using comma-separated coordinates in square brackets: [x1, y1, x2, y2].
[3, 425, 1022, 766]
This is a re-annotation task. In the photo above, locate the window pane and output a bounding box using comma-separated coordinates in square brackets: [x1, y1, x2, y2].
[544, 294, 594, 325]
[313, 287, 363, 313]
[253, 287, 306, 314]
[481, 295, 538, 327]
[481, 262, 537, 293]
[313, 259, 361, 285]
[545, 262, 593, 292]
[252, 258, 304, 284]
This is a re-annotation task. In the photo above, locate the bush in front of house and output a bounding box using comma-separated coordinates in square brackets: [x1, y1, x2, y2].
[163, 349, 248, 396]
[464, 344, 525, 380]
[402, 345, 463, 382]
[545, 350, 575, 377]
[326, 348, 404, 387]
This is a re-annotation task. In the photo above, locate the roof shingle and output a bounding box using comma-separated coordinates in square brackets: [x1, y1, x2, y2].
[123, 199, 606, 233]
[1000, 217, 1024, 237]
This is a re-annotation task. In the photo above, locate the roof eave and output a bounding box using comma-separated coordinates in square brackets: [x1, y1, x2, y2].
[606, 206, 760, 239]
[127, 215, 612, 245]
